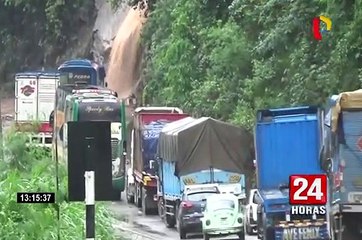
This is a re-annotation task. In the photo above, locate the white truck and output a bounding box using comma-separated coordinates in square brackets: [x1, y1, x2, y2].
[15, 72, 59, 147]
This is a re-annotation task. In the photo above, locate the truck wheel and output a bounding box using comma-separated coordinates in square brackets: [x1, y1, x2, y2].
[142, 188, 151, 215]
[238, 231, 245, 240]
[245, 221, 253, 235]
[135, 183, 142, 208]
[178, 226, 187, 239]
[165, 214, 175, 228]
[158, 198, 165, 219]
[203, 234, 210, 240]
[126, 190, 134, 204]
[112, 189, 121, 201]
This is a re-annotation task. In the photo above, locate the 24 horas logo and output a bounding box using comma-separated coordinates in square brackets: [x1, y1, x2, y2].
[312, 16, 332, 41]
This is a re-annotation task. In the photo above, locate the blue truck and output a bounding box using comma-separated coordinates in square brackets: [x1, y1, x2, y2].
[323, 90, 362, 240]
[155, 117, 252, 238]
[254, 106, 330, 240]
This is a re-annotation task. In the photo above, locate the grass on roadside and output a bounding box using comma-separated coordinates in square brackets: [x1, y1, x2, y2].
[0, 131, 118, 239]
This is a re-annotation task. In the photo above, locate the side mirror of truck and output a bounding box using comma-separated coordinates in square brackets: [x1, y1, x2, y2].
[59, 125, 64, 141]
[322, 158, 333, 172]
[149, 159, 158, 170]
[257, 204, 262, 214]
[49, 111, 54, 128]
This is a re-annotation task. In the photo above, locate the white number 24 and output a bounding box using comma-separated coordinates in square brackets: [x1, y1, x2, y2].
[293, 177, 324, 200]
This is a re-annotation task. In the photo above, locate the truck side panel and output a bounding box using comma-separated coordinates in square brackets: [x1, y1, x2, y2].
[161, 160, 181, 199]
[133, 113, 188, 174]
[256, 115, 322, 190]
[335, 111, 362, 203]
[15, 75, 38, 122]
[37, 75, 59, 121]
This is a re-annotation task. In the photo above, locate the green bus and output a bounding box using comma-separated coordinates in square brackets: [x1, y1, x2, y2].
[59, 88, 127, 199]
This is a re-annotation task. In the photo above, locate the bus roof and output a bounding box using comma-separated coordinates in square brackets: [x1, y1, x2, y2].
[15, 71, 59, 78]
[58, 59, 103, 70]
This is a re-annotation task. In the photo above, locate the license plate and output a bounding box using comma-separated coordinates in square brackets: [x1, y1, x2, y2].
[274, 224, 329, 240]
[220, 218, 228, 224]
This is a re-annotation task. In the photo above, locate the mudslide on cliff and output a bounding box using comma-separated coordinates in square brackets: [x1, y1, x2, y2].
[105, 3, 147, 119]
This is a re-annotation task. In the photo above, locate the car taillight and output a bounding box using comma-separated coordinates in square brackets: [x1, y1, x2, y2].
[237, 217, 243, 223]
[206, 220, 210, 226]
[181, 201, 193, 208]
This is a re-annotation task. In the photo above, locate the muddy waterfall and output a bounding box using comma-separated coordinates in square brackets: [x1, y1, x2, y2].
[106, 4, 147, 119]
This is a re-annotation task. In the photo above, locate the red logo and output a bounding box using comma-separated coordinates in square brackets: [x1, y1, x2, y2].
[357, 137, 362, 151]
[289, 174, 327, 205]
[20, 85, 35, 97]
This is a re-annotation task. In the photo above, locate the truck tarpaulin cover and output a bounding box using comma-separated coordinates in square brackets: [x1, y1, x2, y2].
[157, 117, 253, 176]
[327, 89, 362, 132]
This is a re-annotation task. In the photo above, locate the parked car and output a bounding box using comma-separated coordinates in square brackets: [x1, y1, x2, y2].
[245, 189, 260, 235]
[201, 193, 245, 240]
[177, 184, 220, 239]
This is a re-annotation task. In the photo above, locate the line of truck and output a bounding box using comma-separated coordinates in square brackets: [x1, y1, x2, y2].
[124, 106, 255, 240]
[13, 59, 362, 240]
[251, 90, 362, 240]
[126, 90, 362, 240]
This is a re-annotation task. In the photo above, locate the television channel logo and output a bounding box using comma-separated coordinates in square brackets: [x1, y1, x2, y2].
[312, 16, 332, 41]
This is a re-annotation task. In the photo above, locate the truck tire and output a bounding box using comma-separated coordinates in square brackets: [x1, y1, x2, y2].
[178, 226, 187, 239]
[165, 214, 175, 228]
[142, 188, 152, 215]
[112, 189, 121, 201]
[238, 231, 245, 240]
[126, 189, 134, 204]
[245, 221, 253, 235]
[135, 183, 142, 208]
[158, 198, 165, 219]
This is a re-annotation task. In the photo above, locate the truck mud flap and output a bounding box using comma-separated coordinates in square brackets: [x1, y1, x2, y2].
[274, 219, 330, 240]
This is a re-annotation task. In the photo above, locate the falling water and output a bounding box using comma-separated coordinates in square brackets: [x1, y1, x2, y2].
[106, 3, 147, 110]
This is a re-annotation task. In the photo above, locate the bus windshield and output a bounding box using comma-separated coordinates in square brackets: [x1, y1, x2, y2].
[58, 67, 96, 85]
[78, 101, 121, 122]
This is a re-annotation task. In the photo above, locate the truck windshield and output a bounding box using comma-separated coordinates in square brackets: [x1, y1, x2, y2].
[78, 101, 121, 122]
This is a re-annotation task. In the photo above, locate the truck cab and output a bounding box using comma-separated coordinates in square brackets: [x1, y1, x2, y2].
[254, 106, 330, 240]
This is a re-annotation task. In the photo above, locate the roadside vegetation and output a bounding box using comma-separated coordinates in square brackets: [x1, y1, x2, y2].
[111, 0, 362, 130]
[0, 132, 116, 239]
[0, 0, 95, 86]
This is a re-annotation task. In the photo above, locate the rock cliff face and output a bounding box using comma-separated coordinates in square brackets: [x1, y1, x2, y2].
[91, 0, 129, 66]
[0, 0, 128, 85]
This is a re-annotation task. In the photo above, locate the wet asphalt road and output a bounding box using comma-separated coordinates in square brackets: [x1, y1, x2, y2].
[109, 200, 258, 240]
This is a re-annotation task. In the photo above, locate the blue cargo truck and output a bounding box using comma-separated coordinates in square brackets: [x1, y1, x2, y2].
[323, 90, 362, 240]
[155, 117, 253, 239]
[255, 106, 330, 240]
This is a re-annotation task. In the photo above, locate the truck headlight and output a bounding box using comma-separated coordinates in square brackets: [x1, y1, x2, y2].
[112, 158, 121, 176]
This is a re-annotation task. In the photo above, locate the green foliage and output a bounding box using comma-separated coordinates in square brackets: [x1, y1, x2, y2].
[0, 0, 94, 85]
[0, 133, 116, 239]
[141, 0, 362, 129]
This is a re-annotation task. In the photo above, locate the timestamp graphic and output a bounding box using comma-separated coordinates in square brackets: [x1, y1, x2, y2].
[17, 192, 55, 203]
